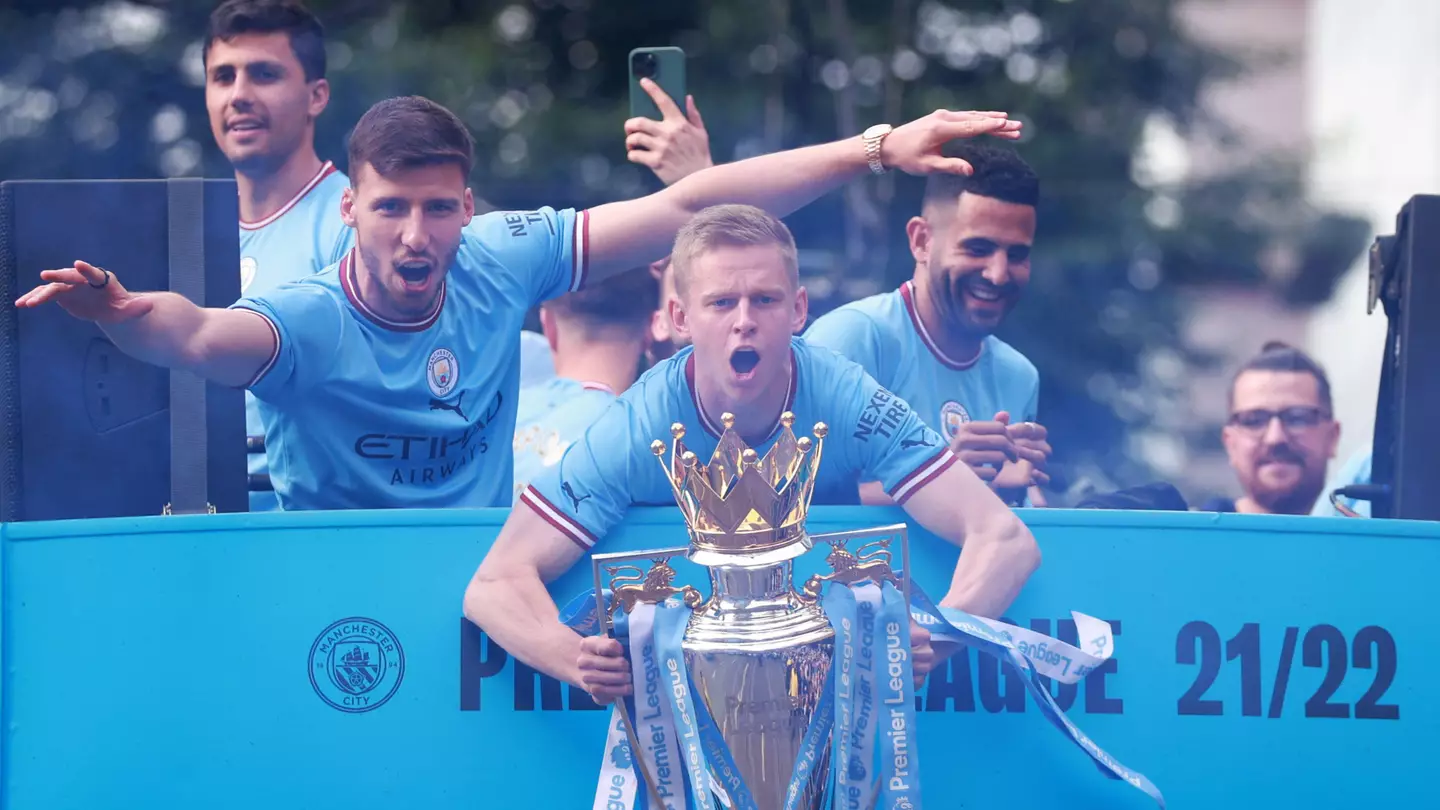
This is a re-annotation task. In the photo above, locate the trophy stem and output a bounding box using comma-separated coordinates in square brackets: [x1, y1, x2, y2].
[683, 558, 835, 810]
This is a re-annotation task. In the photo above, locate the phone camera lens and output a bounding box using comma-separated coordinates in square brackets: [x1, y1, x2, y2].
[633, 52, 658, 79]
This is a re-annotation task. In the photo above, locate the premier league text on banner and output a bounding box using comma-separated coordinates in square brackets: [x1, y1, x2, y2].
[460, 618, 1402, 720]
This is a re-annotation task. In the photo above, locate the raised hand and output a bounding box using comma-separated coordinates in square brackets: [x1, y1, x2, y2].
[880, 110, 1023, 176]
[14, 260, 153, 324]
[577, 634, 632, 704]
[624, 77, 714, 186]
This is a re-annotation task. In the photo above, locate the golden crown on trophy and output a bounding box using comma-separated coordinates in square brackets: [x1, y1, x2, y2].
[650, 411, 827, 557]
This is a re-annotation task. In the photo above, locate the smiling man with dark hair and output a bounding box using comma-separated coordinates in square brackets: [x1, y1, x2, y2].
[806, 143, 1049, 507]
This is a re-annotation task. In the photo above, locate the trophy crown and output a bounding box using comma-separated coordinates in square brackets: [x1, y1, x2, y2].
[654, 410, 827, 558]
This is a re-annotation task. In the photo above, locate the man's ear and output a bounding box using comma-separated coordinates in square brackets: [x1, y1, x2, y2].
[792, 285, 809, 334]
[670, 296, 690, 341]
[308, 78, 330, 121]
[906, 216, 933, 266]
[463, 188, 475, 226]
[1325, 421, 1341, 460]
[341, 186, 358, 228]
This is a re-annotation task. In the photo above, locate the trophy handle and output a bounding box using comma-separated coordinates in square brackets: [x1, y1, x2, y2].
[604, 556, 701, 617]
[800, 525, 910, 602]
[588, 546, 696, 810]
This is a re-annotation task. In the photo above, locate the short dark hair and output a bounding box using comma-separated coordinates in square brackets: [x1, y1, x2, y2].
[347, 96, 476, 182]
[922, 143, 1040, 211]
[545, 266, 659, 336]
[1229, 341, 1334, 414]
[204, 0, 327, 83]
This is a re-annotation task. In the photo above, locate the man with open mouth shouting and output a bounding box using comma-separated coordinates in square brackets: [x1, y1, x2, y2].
[465, 204, 1040, 702]
[806, 143, 1049, 507]
[17, 96, 1022, 511]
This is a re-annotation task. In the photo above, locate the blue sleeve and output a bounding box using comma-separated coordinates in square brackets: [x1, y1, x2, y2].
[521, 397, 654, 550]
[828, 358, 955, 505]
[229, 284, 344, 402]
[804, 308, 888, 383]
[463, 207, 588, 308]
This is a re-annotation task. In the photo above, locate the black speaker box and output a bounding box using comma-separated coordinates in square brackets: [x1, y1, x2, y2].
[1368, 194, 1440, 521]
[0, 179, 246, 521]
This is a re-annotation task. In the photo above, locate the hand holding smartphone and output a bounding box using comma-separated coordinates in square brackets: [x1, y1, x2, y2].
[628, 47, 687, 120]
[624, 46, 713, 185]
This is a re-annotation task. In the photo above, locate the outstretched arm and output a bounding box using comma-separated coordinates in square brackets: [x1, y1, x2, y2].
[585, 109, 1023, 281]
[15, 260, 275, 387]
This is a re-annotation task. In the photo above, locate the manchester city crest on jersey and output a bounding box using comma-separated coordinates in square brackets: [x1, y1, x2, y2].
[239, 256, 258, 294]
[427, 348, 459, 398]
[308, 617, 405, 713]
[940, 400, 971, 440]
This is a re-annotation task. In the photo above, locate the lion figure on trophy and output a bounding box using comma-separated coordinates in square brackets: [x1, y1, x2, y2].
[801, 537, 901, 600]
[605, 558, 704, 617]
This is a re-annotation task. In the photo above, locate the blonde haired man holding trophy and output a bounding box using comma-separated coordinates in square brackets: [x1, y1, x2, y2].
[464, 203, 1044, 807]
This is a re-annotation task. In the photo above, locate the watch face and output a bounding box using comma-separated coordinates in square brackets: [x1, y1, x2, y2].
[864, 123, 892, 139]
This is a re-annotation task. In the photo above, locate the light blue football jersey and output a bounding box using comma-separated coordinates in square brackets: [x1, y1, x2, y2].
[521, 336, 956, 550]
[1311, 446, 1373, 517]
[804, 281, 1039, 443]
[511, 377, 617, 503]
[231, 206, 590, 511]
[237, 161, 354, 511]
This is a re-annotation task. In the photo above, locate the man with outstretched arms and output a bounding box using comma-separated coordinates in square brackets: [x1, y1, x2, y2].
[17, 96, 1022, 510]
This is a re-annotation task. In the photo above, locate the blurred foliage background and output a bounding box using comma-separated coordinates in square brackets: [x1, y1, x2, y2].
[0, 0, 1370, 502]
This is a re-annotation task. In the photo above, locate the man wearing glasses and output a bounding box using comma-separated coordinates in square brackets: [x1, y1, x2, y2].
[1201, 341, 1341, 514]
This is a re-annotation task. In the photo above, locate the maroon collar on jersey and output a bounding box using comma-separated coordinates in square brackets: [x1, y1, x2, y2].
[340, 249, 447, 332]
[239, 161, 337, 231]
[900, 280, 984, 370]
[684, 349, 798, 441]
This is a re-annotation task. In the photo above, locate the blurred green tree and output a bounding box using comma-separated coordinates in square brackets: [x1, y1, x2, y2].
[0, 0, 1368, 498]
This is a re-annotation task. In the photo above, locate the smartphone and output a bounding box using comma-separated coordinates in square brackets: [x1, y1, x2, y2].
[628, 46, 686, 120]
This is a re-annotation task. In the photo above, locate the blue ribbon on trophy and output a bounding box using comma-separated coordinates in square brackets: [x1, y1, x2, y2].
[566, 412, 1164, 809]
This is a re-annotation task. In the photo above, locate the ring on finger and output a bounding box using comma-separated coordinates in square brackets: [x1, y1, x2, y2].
[88, 268, 111, 289]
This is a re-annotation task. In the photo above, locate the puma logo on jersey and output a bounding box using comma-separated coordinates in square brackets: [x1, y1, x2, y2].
[429, 391, 467, 421]
[562, 481, 591, 512]
[901, 432, 935, 449]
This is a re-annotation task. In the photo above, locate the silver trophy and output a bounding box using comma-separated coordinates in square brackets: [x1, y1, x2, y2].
[592, 412, 910, 810]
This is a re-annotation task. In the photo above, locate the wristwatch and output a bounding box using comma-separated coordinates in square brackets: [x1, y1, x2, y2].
[862, 124, 893, 175]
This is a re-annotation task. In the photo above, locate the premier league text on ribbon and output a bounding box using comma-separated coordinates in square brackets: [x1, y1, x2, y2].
[638, 634, 681, 801]
[882, 619, 915, 793]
